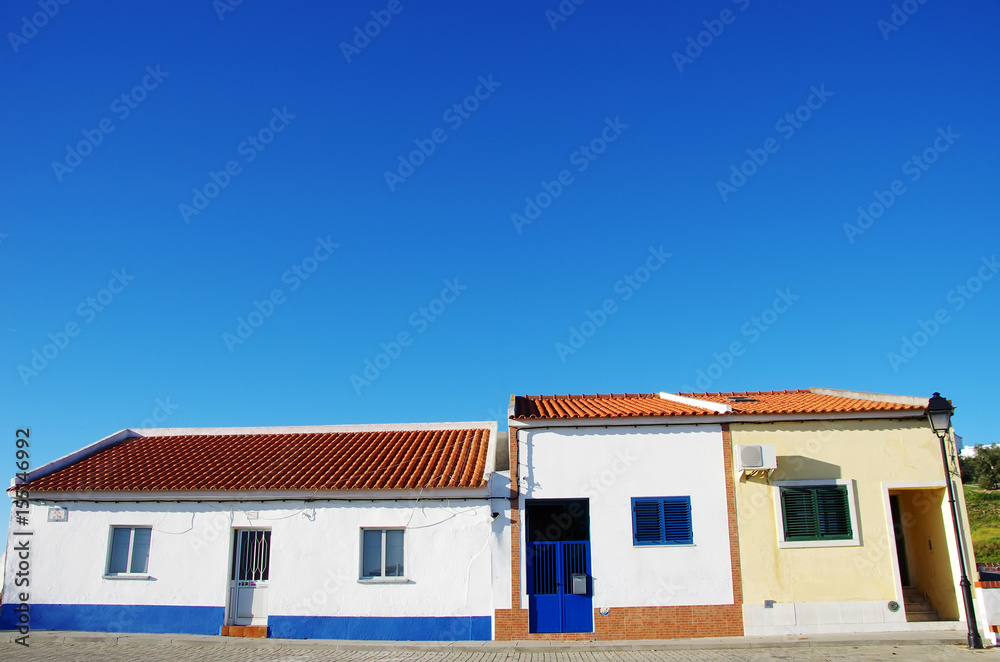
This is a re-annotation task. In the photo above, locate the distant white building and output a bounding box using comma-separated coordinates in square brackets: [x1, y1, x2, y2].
[2, 423, 503, 640]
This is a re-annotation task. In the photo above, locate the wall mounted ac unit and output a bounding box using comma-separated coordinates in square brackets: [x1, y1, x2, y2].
[734, 444, 777, 477]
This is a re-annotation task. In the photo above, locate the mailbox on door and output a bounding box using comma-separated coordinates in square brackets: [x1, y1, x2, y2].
[571, 573, 587, 595]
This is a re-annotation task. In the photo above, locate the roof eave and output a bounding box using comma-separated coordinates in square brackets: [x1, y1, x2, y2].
[509, 408, 927, 428]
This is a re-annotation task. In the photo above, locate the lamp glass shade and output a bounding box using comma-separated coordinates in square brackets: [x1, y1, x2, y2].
[926, 392, 953, 436]
[928, 410, 951, 435]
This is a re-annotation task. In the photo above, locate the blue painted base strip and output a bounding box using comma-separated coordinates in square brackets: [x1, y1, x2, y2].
[0, 603, 224, 636]
[269, 615, 492, 641]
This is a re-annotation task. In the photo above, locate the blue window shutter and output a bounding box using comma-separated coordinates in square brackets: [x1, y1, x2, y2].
[633, 497, 692, 545]
[662, 497, 692, 544]
[632, 499, 663, 544]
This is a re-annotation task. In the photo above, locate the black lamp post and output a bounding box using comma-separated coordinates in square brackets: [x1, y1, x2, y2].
[927, 392, 983, 649]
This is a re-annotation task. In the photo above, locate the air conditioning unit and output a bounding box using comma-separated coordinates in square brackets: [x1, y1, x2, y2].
[735, 444, 777, 474]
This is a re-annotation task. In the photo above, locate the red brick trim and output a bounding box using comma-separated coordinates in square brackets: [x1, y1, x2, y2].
[494, 424, 745, 640]
[721, 424, 745, 610]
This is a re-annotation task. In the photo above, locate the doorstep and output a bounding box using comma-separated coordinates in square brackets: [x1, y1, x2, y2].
[220, 625, 267, 638]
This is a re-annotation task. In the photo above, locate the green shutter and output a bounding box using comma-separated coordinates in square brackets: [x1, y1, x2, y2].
[781, 488, 818, 540]
[815, 486, 852, 539]
[781, 485, 852, 542]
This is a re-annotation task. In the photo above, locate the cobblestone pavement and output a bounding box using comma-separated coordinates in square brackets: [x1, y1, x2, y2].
[3, 642, 999, 662]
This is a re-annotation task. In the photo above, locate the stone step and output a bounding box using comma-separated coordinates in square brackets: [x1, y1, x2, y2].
[906, 610, 942, 622]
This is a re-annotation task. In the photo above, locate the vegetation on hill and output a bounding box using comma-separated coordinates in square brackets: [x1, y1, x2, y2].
[965, 485, 1000, 564]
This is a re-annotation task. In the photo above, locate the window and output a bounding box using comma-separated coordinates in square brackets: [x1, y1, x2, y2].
[780, 485, 852, 542]
[773, 480, 861, 548]
[107, 526, 151, 575]
[361, 528, 404, 579]
[631, 497, 692, 545]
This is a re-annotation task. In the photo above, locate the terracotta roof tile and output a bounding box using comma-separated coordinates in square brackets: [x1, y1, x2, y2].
[20, 426, 491, 493]
[514, 393, 709, 420]
[512, 389, 925, 420]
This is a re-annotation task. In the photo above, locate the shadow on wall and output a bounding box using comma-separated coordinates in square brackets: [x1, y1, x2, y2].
[772, 456, 842, 480]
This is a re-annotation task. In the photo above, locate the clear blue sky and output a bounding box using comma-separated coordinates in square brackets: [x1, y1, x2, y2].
[2, 2, 998, 541]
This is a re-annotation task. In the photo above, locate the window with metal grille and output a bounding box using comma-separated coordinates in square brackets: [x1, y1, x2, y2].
[631, 497, 692, 545]
[780, 485, 852, 541]
[361, 528, 405, 579]
[106, 526, 151, 575]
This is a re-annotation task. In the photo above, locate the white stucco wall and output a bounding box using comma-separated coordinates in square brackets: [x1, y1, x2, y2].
[3, 495, 496, 620]
[518, 424, 733, 609]
[489, 471, 512, 613]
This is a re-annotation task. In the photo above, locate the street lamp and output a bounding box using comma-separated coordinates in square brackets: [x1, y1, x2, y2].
[926, 392, 983, 649]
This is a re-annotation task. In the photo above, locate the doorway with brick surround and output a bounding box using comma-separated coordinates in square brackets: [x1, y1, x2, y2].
[525, 499, 593, 633]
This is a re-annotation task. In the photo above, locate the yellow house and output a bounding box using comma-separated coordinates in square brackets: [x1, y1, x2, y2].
[723, 387, 978, 635]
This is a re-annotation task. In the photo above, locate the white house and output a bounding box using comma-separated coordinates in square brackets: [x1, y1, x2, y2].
[2, 422, 503, 640]
[496, 392, 743, 640]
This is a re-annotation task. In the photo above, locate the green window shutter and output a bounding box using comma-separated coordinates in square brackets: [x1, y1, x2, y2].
[815, 485, 852, 539]
[781, 485, 853, 542]
[781, 488, 818, 540]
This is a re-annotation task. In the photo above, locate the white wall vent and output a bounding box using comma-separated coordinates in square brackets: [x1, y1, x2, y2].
[734, 444, 776, 477]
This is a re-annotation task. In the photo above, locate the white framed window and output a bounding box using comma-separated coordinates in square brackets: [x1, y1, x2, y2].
[773, 479, 861, 548]
[105, 526, 152, 576]
[360, 528, 405, 581]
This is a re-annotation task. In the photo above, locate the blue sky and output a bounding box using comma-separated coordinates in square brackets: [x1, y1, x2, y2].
[2, 1, 998, 541]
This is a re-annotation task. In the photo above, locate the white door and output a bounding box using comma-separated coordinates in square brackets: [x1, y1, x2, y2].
[228, 529, 271, 626]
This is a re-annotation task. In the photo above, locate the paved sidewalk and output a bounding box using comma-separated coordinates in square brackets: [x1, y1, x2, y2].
[1, 628, 996, 661]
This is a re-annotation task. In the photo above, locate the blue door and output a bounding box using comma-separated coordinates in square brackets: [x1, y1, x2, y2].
[527, 541, 592, 633]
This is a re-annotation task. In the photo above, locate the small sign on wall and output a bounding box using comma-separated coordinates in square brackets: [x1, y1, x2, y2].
[47, 506, 68, 522]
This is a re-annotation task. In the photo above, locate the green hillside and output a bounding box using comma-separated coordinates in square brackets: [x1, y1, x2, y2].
[965, 486, 1000, 564]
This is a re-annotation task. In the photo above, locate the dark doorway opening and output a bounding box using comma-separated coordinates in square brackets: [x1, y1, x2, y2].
[890, 494, 911, 586]
[526, 499, 590, 542]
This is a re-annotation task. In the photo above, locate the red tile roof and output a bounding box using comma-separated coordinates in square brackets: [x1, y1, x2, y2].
[19, 426, 492, 493]
[512, 389, 926, 420]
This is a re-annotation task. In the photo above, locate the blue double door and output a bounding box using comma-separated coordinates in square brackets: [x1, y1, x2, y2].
[525, 498, 593, 633]
[527, 540, 593, 633]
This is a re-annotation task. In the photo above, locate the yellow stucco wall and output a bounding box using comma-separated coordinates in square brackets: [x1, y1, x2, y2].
[731, 418, 974, 606]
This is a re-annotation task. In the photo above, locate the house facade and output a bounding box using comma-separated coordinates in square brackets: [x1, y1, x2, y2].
[497, 392, 744, 640]
[2, 423, 502, 640]
[726, 388, 980, 636]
